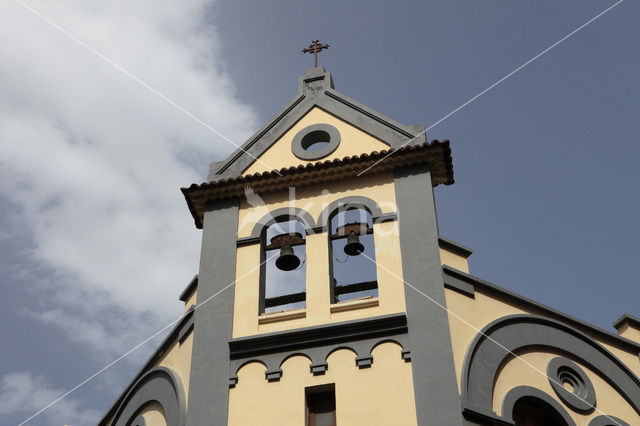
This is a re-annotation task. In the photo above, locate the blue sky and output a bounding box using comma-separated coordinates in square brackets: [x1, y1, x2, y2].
[1, 0, 638, 424]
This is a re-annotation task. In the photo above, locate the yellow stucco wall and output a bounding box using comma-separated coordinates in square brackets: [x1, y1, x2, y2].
[154, 332, 194, 407]
[233, 173, 407, 338]
[227, 342, 417, 426]
[183, 289, 197, 313]
[233, 219, 405, 338]
[493, 350, 639, 425]
[237, 172, 397, 238]
[617, 322, 640, 343]
[439, 247, 469, 273]
[242, 107, 390, 176]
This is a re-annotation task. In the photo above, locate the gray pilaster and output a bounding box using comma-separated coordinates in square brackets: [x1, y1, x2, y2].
[186, 198, 239, 426]
[394, 164, 462, 426]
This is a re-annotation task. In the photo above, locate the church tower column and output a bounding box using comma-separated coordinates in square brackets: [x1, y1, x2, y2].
[186, 198, 239, 425]
[394, 164, 462, 425]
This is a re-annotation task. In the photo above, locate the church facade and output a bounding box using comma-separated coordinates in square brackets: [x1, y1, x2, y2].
[98, 67, 640, 426]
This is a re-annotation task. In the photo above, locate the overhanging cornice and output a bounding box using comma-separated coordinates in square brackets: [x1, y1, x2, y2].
[182, 140, 453, 229]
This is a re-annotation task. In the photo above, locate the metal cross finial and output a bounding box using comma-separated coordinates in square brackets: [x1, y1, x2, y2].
[302, 40, 330, 67]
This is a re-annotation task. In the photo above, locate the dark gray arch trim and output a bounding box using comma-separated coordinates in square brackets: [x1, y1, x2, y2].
[131, 415, 146, 426]
[316, 195, 386, 231]
[247, 207, 317, 239]
[588, 415, 630, 426]
[501, 386, 575, 426]
[111, 367, 186, 426]
[291, 123, 341, 160]
[461, 314, 640, 416]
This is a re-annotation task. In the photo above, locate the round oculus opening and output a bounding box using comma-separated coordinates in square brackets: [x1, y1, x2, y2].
[300, 130, 331, 152]
[291, 124, 340, 160]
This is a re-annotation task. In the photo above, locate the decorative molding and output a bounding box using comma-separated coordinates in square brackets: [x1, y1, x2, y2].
[291, 123, 340, 160]
[547, 356, 596, 413]
[178, 275, 198, 302]
[438, 236, 473, 258]
[228, 376, 238, 389]
[460, 314, 640, 416]
[265, 369, 283, 382]
[257, 309, 306, 325]
[316, 195, 384, 230]
[613, 314, 640, 331]
[110, 367, 186, 426]
[355, 355, 373, 368]
[442, 271, 475, 298]
[501, 386, 575, 426]
[248, 207, 317, 239]
[177, 305, 195, 344]
[229, 313, 407, 360]
[310, 363, 328, 375]
[329, 297, 379, 313]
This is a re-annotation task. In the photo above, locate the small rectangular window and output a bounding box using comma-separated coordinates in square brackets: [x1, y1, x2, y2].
[305, 384, 336, 426]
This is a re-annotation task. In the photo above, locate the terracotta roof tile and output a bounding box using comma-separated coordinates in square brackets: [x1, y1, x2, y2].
[182, 140, 453, 228]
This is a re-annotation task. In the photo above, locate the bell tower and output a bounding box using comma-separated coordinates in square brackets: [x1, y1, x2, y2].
[181, 66, 461, 425]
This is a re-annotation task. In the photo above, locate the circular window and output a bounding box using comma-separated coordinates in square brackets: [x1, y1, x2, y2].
[291, 124, 340, 160]
[546, 357, 596, 413]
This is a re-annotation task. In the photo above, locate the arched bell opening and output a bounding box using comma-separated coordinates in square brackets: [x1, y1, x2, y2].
[328, 207, 378, 303]
[260, 219, 307, 314]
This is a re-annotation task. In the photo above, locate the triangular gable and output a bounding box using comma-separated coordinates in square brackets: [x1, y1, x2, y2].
[242, 107, 391, 175]
[208, 67, 426, 181]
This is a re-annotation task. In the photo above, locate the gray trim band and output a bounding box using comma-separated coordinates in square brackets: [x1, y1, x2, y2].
[316, 195, 384, 230]
[443, 271, 475, 298]
[501, 385, 575, 426]
[248, 206, 317, 239]
[177, 305, 195, 344]
[229, 313, 407, 359]
[178, 275, 198, 302]
[438, 236, 473, 258]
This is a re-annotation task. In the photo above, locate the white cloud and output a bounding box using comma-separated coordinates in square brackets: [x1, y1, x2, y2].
[0, 0, 258, 362]
[0, 371, 102, 425]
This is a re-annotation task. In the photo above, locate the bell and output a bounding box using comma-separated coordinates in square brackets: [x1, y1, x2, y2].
[344, 231, 364, 256]
[275, 245, 301, 271]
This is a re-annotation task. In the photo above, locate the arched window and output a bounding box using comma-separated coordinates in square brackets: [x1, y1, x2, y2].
[512, 397, 569, 426]
[328, 207, 378, 303]
[260, 219, 307, 314]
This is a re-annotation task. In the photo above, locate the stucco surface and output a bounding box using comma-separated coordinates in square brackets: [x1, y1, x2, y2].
[242, 107, 390, 176]
[227, 343, 417, 425]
